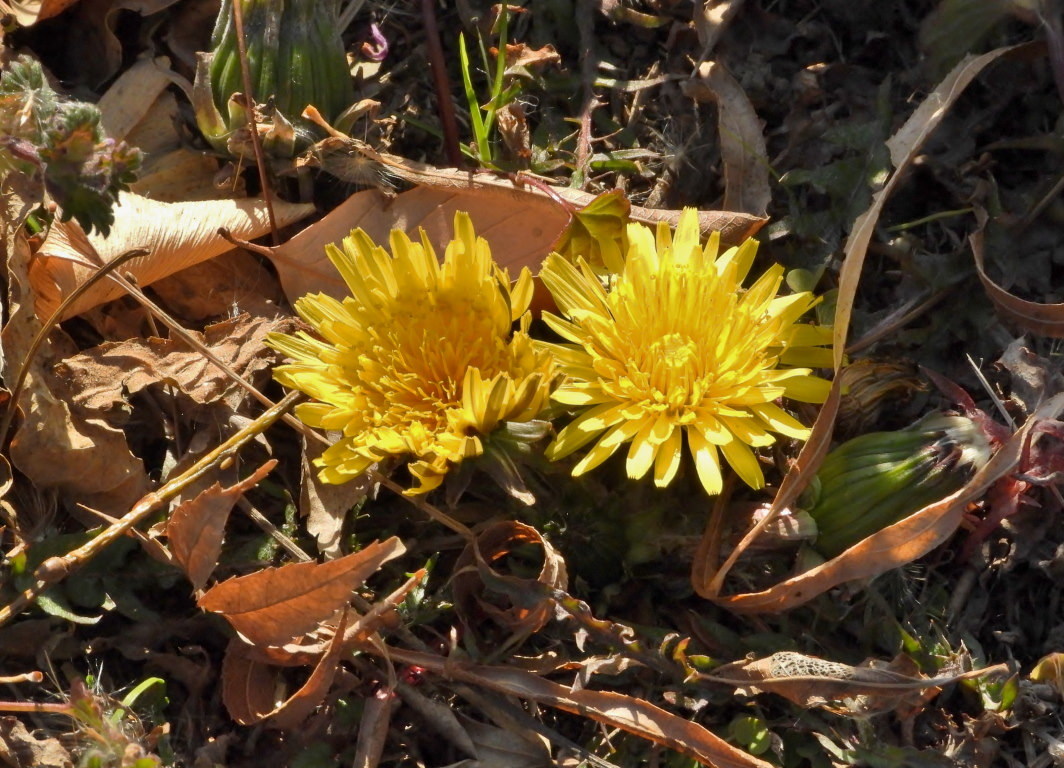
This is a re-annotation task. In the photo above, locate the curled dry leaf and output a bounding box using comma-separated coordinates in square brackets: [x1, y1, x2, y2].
[222, 610, 349, 727]
[452, 521, 567, 638]
[716, 392, 1064, 613]
[198, 536, 405, 647]
[381, 646, 771, 768]
[55, 314, 296, 412]
[167, 460, 277, 591]
[970, 212, 1064, 337]
[699, 44, 1028, 607]
[5, 234, 149, 516]
[684, 60, 771, 217]
[31, 193, 314, 320]
[701, 651, 1008, 715]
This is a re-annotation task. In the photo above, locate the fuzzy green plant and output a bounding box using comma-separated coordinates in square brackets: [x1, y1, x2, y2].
[0, 55, 141, 236]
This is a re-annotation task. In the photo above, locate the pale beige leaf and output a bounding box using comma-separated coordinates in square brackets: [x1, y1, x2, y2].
[198, 537, 405, 647]
[685, 60, 771, 217]
[301, 436, 375, 559]
[703, 651, 1007, 711]
[32, 194, 314, 320]
[98, 55, 174, 141]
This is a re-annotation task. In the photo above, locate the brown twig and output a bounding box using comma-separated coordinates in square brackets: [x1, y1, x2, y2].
[421, 0, 464, 167]
[0, 391, 303, 629]
[574, 0, 600, 188]
[231, 0, 280, 245]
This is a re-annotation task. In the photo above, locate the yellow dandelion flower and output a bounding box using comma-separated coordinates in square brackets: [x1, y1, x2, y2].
[266, 212, 555, 494]
[539, 208, 832, 496]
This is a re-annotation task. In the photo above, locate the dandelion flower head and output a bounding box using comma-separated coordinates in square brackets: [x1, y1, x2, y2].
[540, 209, 832, 496]
[267, 213, 555, 494]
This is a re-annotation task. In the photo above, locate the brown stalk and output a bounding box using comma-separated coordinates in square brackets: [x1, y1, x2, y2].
[421, 0, 463, 166]
[231, 0, 280, 244]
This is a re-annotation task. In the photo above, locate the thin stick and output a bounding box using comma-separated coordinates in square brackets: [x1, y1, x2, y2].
[0, 391, 303, 629]
[421, 0, 463, 166]
[231, 0, 280, 244]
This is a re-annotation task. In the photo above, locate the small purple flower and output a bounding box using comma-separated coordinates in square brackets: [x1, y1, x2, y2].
[361, 23, 388, 62]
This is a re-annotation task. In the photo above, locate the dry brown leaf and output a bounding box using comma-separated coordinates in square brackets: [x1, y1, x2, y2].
[0, 715, 72, 768]
[198, 537, 405, 647]
[456, 714, 552, 768]
[32, 193, 314, 320]
[6, 0, 80, 25]
[55, 314, 294, 411]
[971, 216, 1064, 337]
[693, 0, 747, 58]
[147, 249, 287, 322]
[245, 570, 423, 667]
[221, 610, 349, 728]
[301, 437, 375, 559]
[265, 184, 764, 307]
[502, 42, 561, 70]
[353, 689, 400, 768]
[702, 651, 1006, 713]
[381, 647, 770, 768]
[168, 461, 277, 591]
[397, 684, 479, 759]
[699, 44, 1027, 609]
[684, 61, 771, 217]
[453, 521, 567, 638]
[5, 236, 149, 517]
[716, 392, 1064, 613]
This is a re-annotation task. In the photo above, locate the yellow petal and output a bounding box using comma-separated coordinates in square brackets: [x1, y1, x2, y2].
[688, 428, 723, 495]
[720, 439, 764, 490]
[653, 427, 682, 487]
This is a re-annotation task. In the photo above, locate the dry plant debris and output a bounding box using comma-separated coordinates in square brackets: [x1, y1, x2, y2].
[0, 2, 1062, 767]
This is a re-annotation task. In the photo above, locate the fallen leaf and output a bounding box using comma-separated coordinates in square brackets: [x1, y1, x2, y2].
[55, 314, 295, 411]
[0, 716, 72, 768]
[378, 646, 771, 768]
[699, 44, 1029, 608]
[198, 537, 405, 647]
[693, 0, 747, 58]
[457, 714, 552, 768]
[352, 688, 400, 768]
[301, 437, 374, 559]
[1030, 652, 1064, 695]
[222, 610, 349, 727]
[5, 233, 149, 517]
[702, 651, 1007, 714]
[715, 392, 1064, 613]
[31, 193, 314, 320]
[397, 683, 479, 759]
[685, 61, 771, 217]
[168, 461, 277, 590]
[971, 211, 1064, 337]
[453, 521, 567, 639]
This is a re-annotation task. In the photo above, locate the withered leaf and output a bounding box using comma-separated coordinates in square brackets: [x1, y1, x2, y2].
[168, 460, 277, 590]
[221, 610, 349, 727]
[685, 61, 771, 217]
[198, 537, 405, 647]
[453, 521, 567, 638]
[702, 651, 1007, 715]
[383, 647, 771, 768]
[56, 314, 296, 412]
